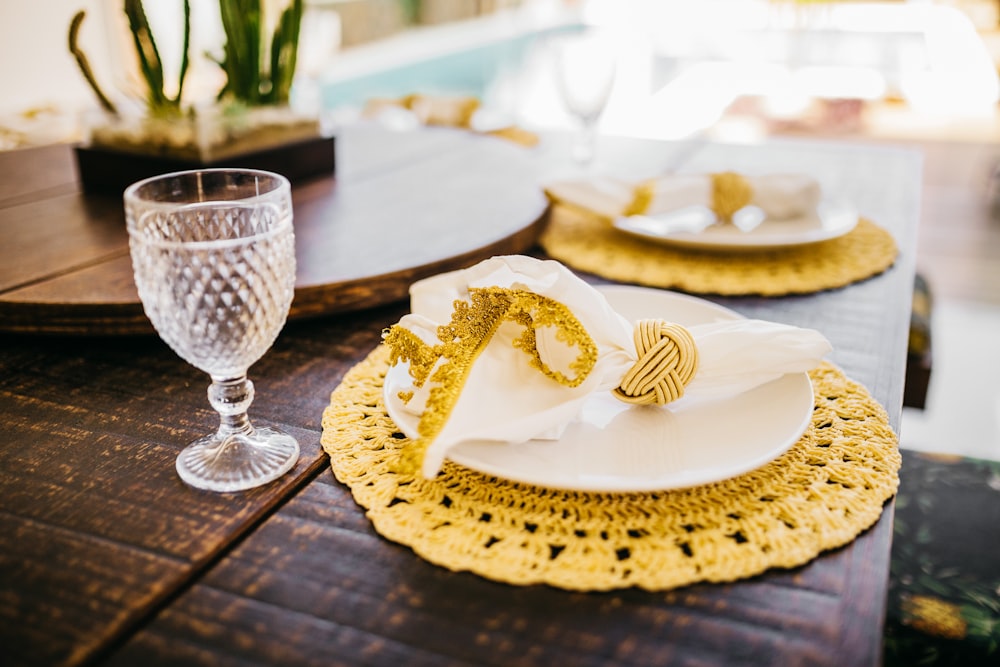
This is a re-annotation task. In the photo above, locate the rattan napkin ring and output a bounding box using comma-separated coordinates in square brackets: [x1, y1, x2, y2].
[613, 319, 699, 405]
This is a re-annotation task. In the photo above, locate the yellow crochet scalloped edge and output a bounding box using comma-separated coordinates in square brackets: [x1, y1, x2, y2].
[539, 205, 899, 296]
[321, 345, 900, 592]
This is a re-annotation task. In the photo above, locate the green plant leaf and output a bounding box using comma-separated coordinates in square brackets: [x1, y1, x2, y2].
[218, 0, 262, 104]
[124, 0, 169, 111]
[173, 0, 192, 106]
[68, 11, 118, 114]
[217, 0, 301, 106]
[267, 0, 302, 104]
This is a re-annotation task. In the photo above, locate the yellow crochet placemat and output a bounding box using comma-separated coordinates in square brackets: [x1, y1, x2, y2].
[321, 345, 900, 592]
[538, 205, 899, 296]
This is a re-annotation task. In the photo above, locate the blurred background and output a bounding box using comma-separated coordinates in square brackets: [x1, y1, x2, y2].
[3, 0, 999, 143]
[2, 0, 998, 461]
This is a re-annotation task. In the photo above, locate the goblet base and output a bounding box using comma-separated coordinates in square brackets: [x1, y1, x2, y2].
[175, 426, 300, 493]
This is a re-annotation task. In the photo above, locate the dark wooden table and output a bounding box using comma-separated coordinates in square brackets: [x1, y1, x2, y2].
[0, 128, 921, 667]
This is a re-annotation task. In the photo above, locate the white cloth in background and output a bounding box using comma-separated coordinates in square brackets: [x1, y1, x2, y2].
[546, 172, 822, 221]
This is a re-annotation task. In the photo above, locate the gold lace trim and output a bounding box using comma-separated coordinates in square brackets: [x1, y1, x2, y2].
[383, 287, 598, 473]
[321, 348, 900, 592]
[540, 205, 898, 296]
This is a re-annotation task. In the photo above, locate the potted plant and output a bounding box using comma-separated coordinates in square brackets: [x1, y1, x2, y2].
[70, 0, 334, 193]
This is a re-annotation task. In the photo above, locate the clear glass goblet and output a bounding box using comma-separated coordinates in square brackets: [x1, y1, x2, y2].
[552, 29, 618, 166]
[125, 169, 299, 493]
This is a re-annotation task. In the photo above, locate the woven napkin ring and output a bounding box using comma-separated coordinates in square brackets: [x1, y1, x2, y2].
[623, 172, 753, 223]
[613, 319, 699, 405]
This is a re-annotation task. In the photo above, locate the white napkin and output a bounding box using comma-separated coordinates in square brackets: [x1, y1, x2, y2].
[546, 172, 822, 221]
[385, 256, 831, 478]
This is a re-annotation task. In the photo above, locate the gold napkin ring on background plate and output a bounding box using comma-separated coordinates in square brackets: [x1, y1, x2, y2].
[614, 319, 699, 405]
[623, 180, 656, 216]
[711, 172, 753, 222]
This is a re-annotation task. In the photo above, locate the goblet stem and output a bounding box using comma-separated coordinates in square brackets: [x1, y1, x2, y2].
[208, 375, 256, 436]
[173, 374, 300, 493]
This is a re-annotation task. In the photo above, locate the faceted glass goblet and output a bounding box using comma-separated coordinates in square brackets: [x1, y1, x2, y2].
[125, 169, 299, 492]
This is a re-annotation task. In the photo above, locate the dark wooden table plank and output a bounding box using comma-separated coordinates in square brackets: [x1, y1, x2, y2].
[0, 143, 79, 207]
[0, 124, 549, 334]
[96, 135, 921, 666]
[0, 298, 399, 666]
[0, 189, 127, 295]
[0, 325, 336, 667]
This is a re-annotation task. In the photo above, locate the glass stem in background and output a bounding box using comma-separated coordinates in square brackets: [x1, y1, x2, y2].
[573, 121, 599, 166]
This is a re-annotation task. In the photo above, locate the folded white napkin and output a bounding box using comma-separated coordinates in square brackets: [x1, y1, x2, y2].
[546, 172, 822, 221]
[383, 255, 831, 478]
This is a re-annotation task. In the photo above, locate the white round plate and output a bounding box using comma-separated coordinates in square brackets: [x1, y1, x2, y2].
[384, 285, 814, 493]
[612, 200, 858, 251]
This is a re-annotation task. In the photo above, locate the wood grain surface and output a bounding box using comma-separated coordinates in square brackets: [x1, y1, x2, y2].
[0, 132, 920, 667]
[0, 321, 347, 667]
[0, 124, 549, 334]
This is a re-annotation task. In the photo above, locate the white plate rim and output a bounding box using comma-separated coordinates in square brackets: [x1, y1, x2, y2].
[612, 199, 858, 251]
[384, 285, 815, 492]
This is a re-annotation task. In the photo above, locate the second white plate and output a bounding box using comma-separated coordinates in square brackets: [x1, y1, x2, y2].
[612, 200, 858, 251]
[384, 285, 815, 493]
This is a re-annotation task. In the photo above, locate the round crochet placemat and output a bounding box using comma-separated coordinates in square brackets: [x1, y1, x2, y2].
[321, 345, 900, 592]
[538, 205, 899, 296]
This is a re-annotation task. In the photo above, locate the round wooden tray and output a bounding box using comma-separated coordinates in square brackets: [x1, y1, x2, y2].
[0, 124, 550, 335]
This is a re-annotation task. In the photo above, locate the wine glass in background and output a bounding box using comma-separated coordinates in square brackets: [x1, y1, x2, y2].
[125, 169, 299, 493]
[552, 28, 618, 166]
